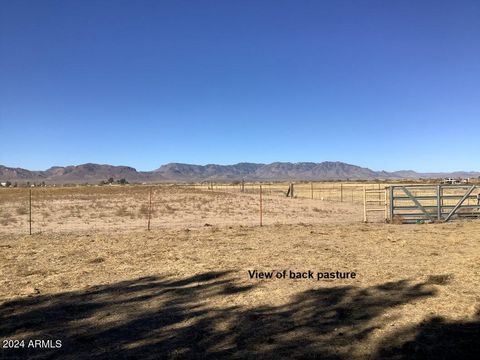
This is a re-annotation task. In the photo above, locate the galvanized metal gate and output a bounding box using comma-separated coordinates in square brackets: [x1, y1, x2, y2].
[388, 184, 480, 223]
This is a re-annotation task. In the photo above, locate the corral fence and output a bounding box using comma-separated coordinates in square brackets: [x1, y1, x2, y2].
[389, 184, 480, 223]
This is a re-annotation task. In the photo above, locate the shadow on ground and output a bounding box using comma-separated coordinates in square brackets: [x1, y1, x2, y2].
[375, 312, 480, 360]
[0, 271, 478, 359]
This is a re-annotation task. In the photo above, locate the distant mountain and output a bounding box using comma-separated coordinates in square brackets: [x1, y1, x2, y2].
[0, 162, 479, 184]
[390, 170, 480, 179]
[155, 163, 263, 181]
[0, 164, 154, 184]
[43, 163, 151, 183]
[254, 162, 379, 180]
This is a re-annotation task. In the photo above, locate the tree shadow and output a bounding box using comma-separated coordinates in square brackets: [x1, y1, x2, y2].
[0, 271, 452, 359]
[375, 312, 480, 359]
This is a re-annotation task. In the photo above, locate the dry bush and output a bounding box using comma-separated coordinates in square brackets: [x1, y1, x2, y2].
[391, 215, 404, 224]
[138, 204, 156, 218]
[92, 201, 106, 210]
[69, 209, 82, 218]
[16, 206, 28, 215]
[163, 204, 177, 214]
[115, 206, 131, 217]
[1, 213, 17, 226]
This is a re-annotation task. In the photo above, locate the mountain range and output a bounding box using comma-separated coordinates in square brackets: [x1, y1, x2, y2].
[1, 162, 479, 184]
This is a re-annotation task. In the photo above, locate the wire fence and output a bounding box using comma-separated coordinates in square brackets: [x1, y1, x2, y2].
[0, 182, 377, 234]
[194, 182, 389, 203]
[2, 181, 477, 234]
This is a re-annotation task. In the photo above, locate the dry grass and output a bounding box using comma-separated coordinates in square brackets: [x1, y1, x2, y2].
[0, 185, 478, 358]
[0, 221, 479, 358]
[0, 213, 17, 226]
[0, 185, 364, 233]
[15, 206, 28, 215]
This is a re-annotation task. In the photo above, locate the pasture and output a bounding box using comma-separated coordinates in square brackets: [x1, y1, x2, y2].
[0, 184, 479, 359]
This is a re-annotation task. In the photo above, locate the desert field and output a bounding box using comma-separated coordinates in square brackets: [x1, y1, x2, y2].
[0, 184, 367, 234]
[0, 185, 479, 359]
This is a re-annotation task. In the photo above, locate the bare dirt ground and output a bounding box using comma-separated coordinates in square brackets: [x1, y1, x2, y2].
[0, 187, 479, 359]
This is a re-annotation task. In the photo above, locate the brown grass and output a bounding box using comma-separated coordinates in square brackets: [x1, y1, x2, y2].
[15, 206, 28, 215]
[115, 205, 131, 217]
[0, 185, 364, 233]
[0, 214, 17, 226]
[0, 222, 479, 358]
[0, 185, 478, 358]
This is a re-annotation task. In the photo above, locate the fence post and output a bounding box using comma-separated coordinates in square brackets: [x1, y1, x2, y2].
[437, 185, 441, 221]
[29, 188, 32, 235]
[311, 182, 313, 199]
[340, 183, 343, 202]
[259, 185, 263, 226]
[363, 186, 367, 222]
[389, 186, 394, 221]
[147, 187, 152, 231]
[384, 188, 388, 222]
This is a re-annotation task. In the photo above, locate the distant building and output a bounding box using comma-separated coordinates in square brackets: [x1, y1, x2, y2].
[441, 178, 460, 185]
[441, 178, 471, 185]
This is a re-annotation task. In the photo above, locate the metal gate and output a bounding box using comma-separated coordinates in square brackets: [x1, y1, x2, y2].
[364, 186, 387, 222]
[388, 184, 480, 223]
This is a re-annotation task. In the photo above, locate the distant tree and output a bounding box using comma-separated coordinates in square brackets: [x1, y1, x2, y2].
[108, 177, 114, 184]
[117, 178, 128, 185]
[5, 181, 11, 187]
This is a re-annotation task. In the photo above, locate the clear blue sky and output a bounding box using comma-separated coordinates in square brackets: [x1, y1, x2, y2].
[1, 0, 479, 172]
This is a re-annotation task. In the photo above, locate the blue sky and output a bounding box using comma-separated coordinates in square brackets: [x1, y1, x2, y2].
[1, 0, 479, 172]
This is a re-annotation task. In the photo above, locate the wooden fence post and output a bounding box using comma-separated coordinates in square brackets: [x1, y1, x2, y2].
[363, 186, 367, 223]
[29, 188, 32, 235]
[147, 187, 152, 231]
[340, 183, 343, 202]
[259, 185, 263, 226]
[311, 182, 313, 199]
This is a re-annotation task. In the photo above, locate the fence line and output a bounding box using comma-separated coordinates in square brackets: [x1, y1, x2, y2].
[195, 181, 393, 204]
[3, 181, 477, 234]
